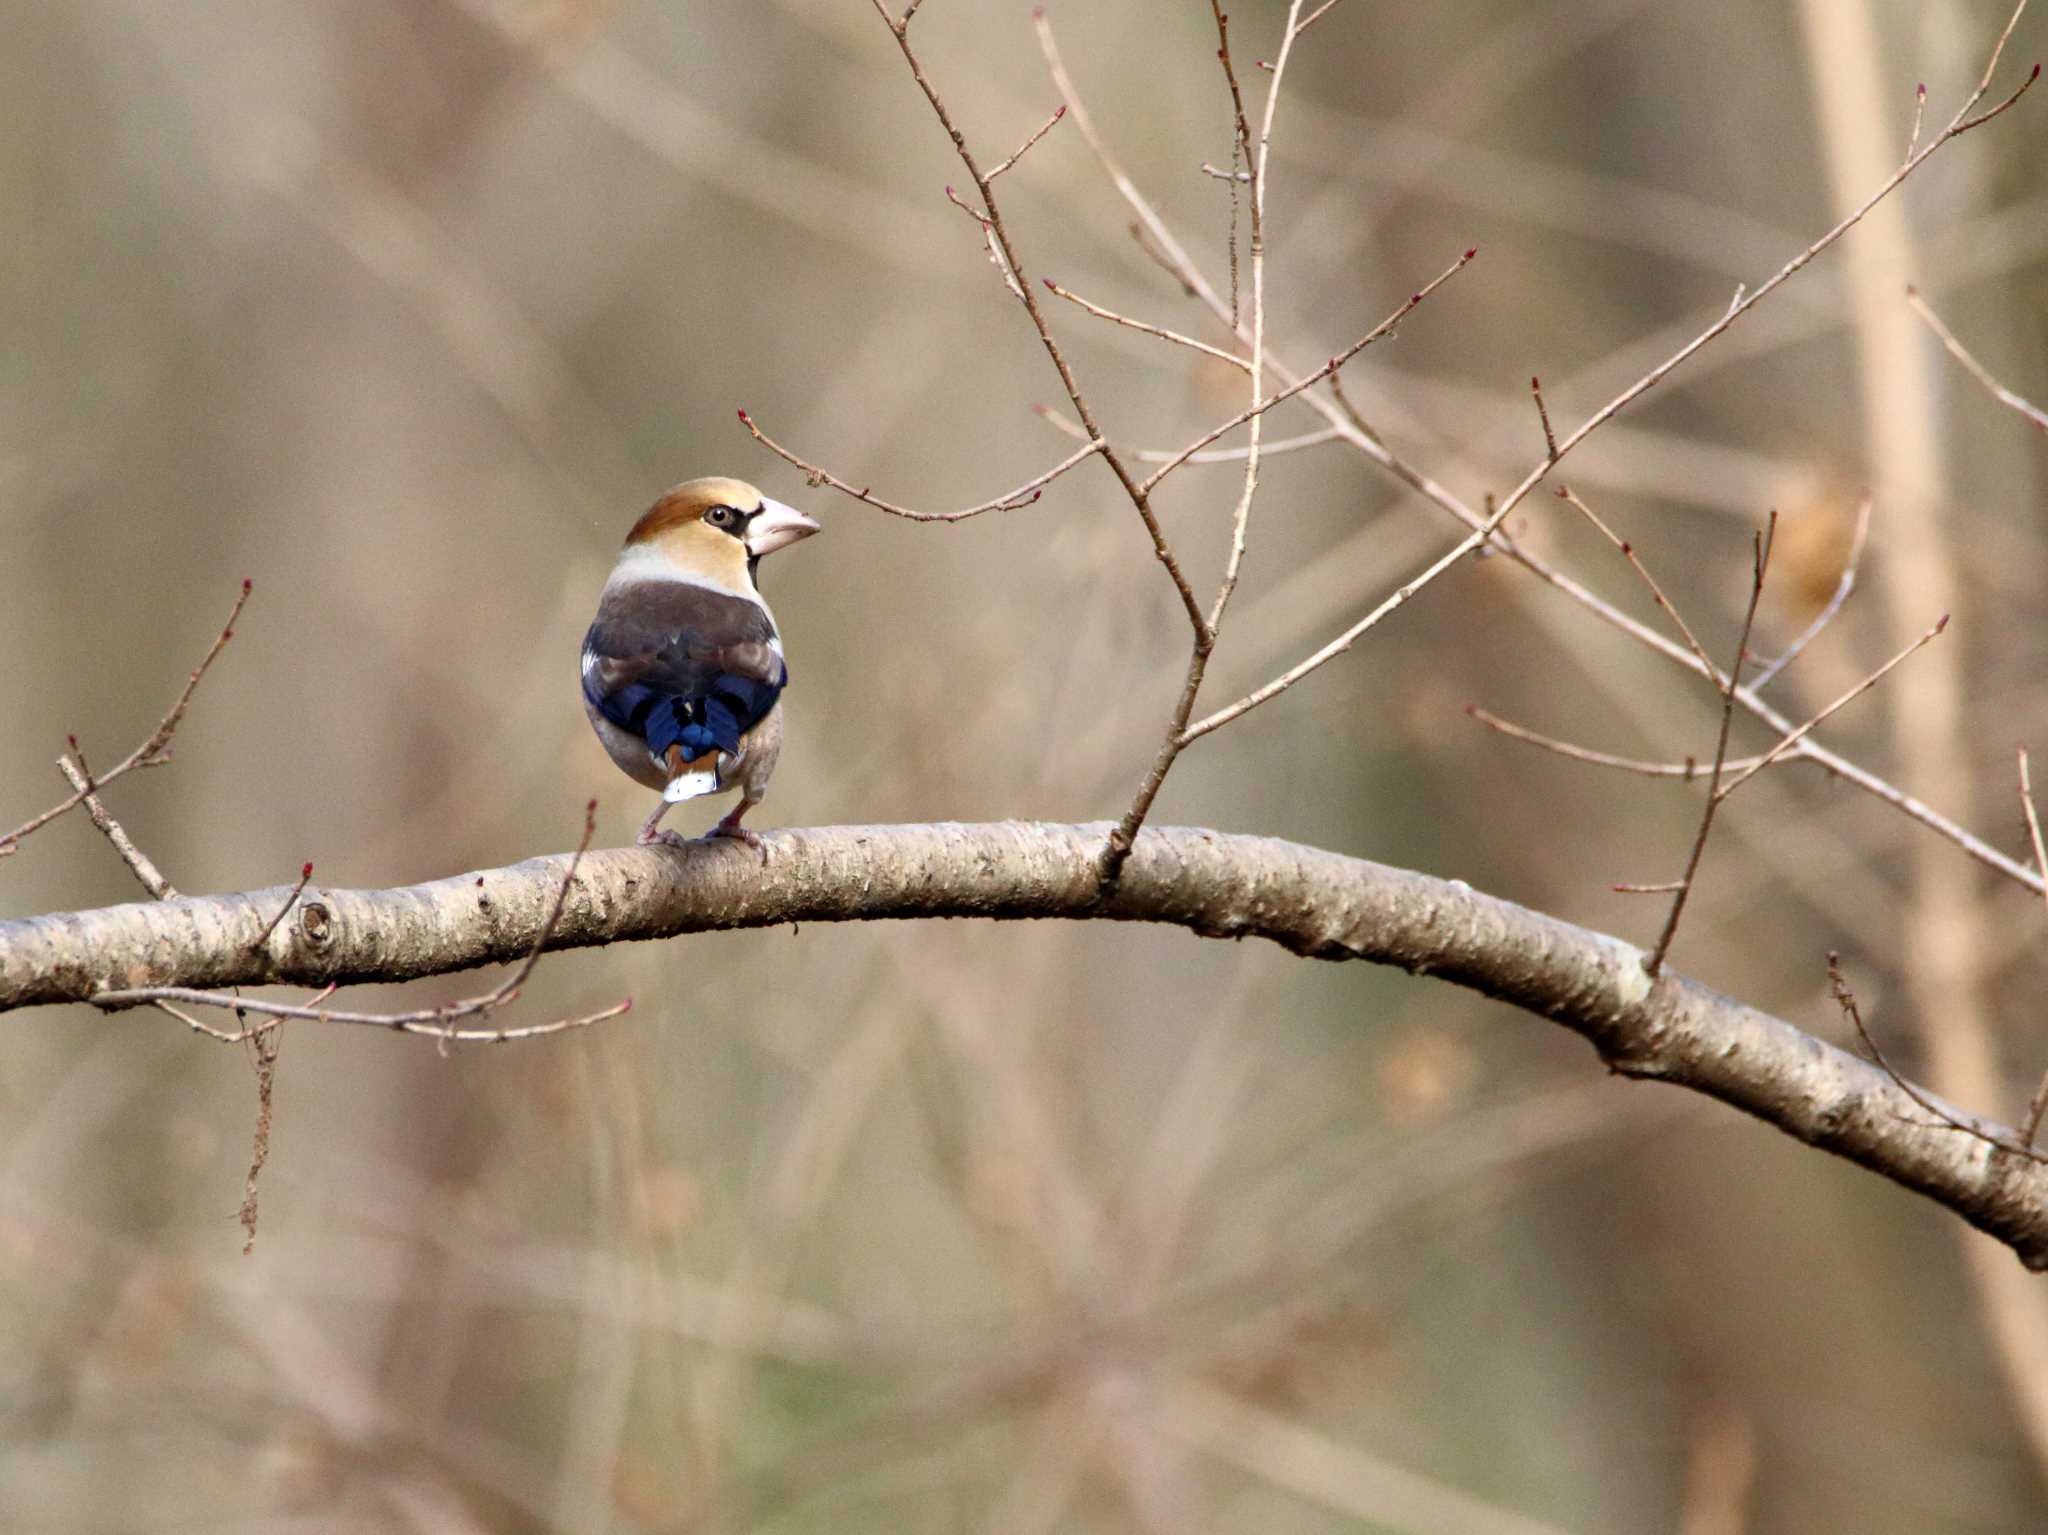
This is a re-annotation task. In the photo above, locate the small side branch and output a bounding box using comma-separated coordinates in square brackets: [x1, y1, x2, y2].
[1715, 614, 1948, 798]
[1646, 516, 1776, 976]
[1829, 952, 2048, 1165]
[1466, 706, 1770, 781]
[1531, 375, 1559, 461]
[987, 103, 1066, 181]
[1133, 248, 1477, 497]
[1041, 279, 1250, 372]
[251, 863, 316, 952]
[1, 580, 251, 857]
[2016, 748, 2048, 1146]
[739, 408, 1100, 521]
[57, 753, 178, 900]
[1750, 493, 1873, 689]
[1907, 284, 2048, 431]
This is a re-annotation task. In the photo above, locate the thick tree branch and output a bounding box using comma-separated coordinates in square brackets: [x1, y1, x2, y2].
[3, 822, 2043, 1266]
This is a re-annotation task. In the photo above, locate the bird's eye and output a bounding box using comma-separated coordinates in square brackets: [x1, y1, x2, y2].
[705, 505, 735, 529]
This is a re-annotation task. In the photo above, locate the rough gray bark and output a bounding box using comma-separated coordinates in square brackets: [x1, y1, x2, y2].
[3, 820, 2043, 1265]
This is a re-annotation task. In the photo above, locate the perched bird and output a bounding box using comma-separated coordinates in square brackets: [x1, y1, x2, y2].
[581, 477, 820, 848]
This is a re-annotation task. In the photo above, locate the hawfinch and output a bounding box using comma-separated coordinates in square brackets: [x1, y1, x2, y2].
[581, 477, 820, 848]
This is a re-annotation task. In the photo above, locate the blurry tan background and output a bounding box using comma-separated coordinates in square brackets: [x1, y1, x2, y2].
[4, 0, 2048, 1529]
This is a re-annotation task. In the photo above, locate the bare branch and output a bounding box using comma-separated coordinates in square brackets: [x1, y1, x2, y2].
[1035, 403, 1342, 464]
[1907, 284, 2048, 431]
[1552, 486, 1716, 678]
[2019, 747, 2048, 1146]
[739, 407, 1100, 521]
[1039, 0, 2039, 897]
[57, 754, 178, 900]
[1041, 279, 1249, 372]
[1133, 249, 1476, 497]
[1749, 492, 1873, 688]
[987, 103, 1066, 181]
[1465, 706, 1770, 781]
[8, 822, 2048, 1266]
[868, 0, 1208, 638]
[1, 580, 251, 857]
[1530, 375, 1559, 461]
[1717, 614, 1950, 798]
[1647, 515, 1776, 976]
[250, 863, 316, 952]
[95, 801, 627, 1044]
[1828, 952, 2048, 1165]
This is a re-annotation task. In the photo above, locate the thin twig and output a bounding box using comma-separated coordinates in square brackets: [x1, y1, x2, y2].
[1552, 485, 1716, 677]
[1323, 368, 1380, 444]
[987, 103, 1066, 181]
[1134, 248, 1477, 496]
[1034, 403, 1342, 464]
[121, 988, 634, 1042]
[1100, 0, 1314, 887]
[1294, 0, 1351, 39]
[1, 580, 251, 856]
[1715, 614, 1949, 798]
[2018, 748, 2048, 1145]
[739, 408, 1100, 521]
[870, 0, 1209, 639]
[1531, 375, 1558, 460]
[1209, 0, 1254, 326]
[56, 755, 178, 900]
[1828, 952, 2048, 1164]
[1906, 81, 1929, 159]
[1749, 492, 1874, 688]
[1646, 516, 1775, 976]
[1041, 279, 1250, 371]
[250, 863, 316, 952]
[1614, 881, 1687, 894]
[239, 1017, 281, 1253]
[1465, 706, 1769, 780]
[1906, 284, 2048, 430]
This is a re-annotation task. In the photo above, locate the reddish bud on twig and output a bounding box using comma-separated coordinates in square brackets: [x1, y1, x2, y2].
[300, 862, 314, 879]
[736, 407, 750, 423]
[66, 734, 79, 754]
[1053, 105, 1066, 119]
[1917, 82, 1927, 98]
[1043, 276, 1057, 289]
[1936, 613, 1951, 633]
[1464, 247, 1478, 260]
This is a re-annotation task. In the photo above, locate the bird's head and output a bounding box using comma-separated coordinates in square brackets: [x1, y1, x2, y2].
[621, 477, 820, 591]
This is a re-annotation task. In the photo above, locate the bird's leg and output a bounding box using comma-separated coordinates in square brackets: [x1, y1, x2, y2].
[636, 798, 689, 848]
[706, 796, 767, 860]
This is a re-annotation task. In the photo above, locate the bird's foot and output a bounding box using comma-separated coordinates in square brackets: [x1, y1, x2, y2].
[636, 827, 692, 849]
[705, 808, 768, 864]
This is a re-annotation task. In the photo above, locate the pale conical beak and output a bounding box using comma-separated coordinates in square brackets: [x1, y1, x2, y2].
[746, 498, 821, 558]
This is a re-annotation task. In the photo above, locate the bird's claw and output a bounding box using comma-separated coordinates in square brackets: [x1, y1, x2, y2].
[705, 820, 769, 864]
